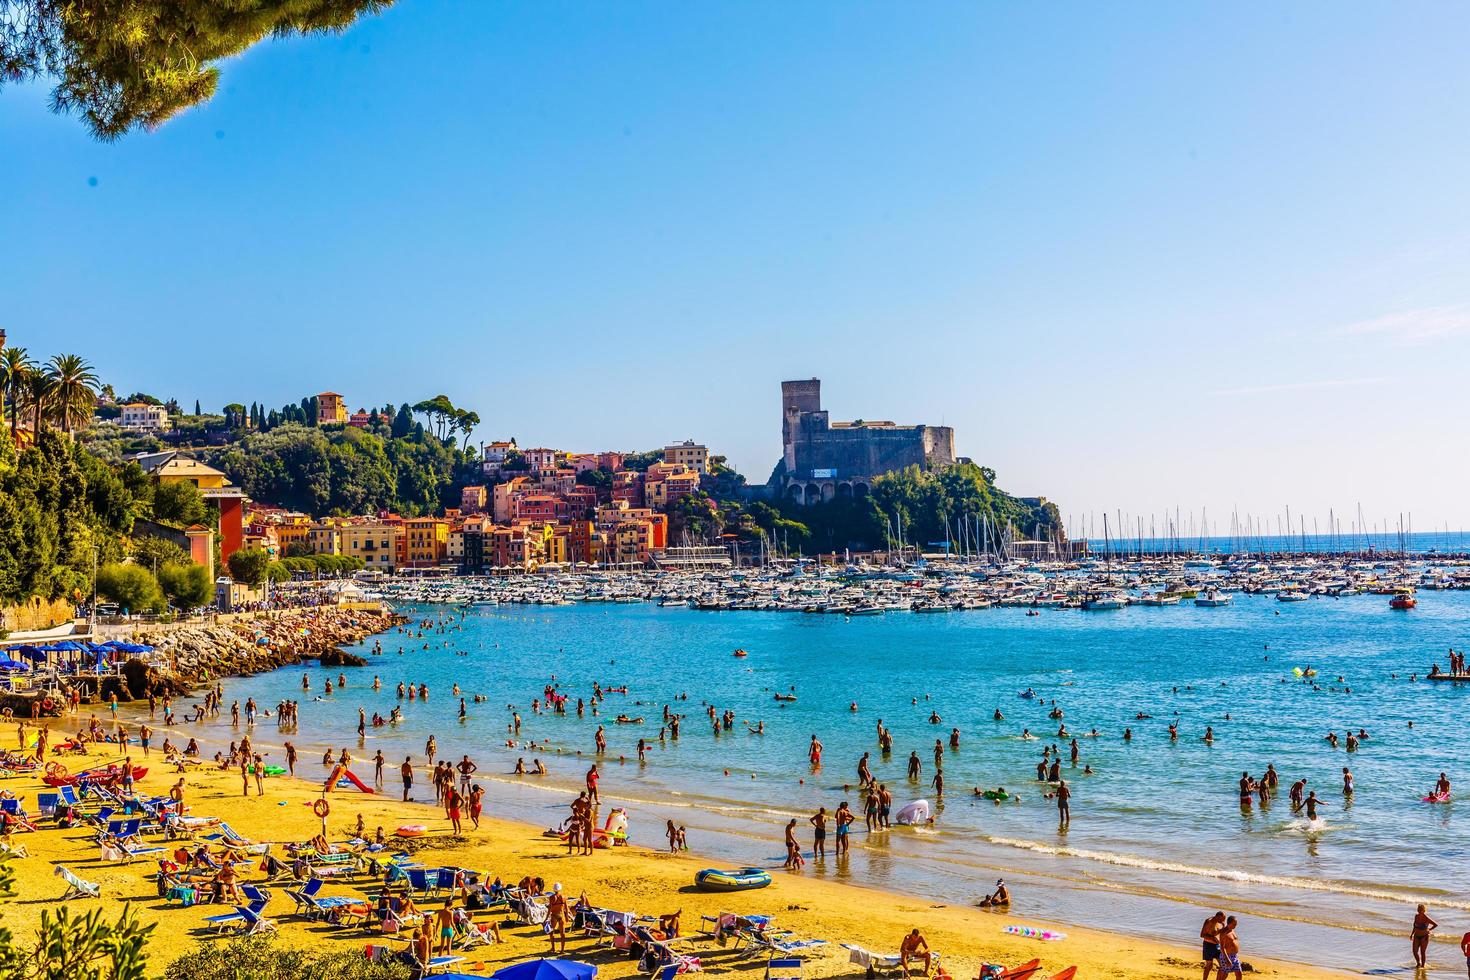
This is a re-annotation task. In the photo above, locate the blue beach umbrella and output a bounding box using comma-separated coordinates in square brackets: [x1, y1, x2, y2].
[490, 960, 598, 980]
[0, 658, 32, 671]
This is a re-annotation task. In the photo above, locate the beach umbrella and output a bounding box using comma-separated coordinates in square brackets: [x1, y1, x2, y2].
[0, 658, 32, 671]
[490, 960, 597, 980]
[13, 646, 46, 661]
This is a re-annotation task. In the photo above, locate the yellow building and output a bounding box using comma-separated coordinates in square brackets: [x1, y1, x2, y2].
[135, 452, 230, 490]
[317, 391, 349, 425]
[308, 521, 342, 556]
[663, 440, 710, 474]
[340, 522, 400, 571]
[404, 517, 449, 567]
[274, 522, 311, 555]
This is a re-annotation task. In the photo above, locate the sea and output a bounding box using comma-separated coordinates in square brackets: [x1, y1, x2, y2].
[141, 591, 1470, 977]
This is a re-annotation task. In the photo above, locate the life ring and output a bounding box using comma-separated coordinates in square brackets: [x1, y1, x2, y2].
[396, 824, 426, 837]
[40, 697, 55, 712]
[312, 799, 330, 818]
[45, 761, 68, 779]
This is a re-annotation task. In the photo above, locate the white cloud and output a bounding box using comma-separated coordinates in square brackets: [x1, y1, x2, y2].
[1338, 303, 1470, 344]
[1210, 377, 1388, 397]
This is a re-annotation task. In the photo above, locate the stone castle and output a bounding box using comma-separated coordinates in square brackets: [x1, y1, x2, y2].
[774, 378, 955, 504]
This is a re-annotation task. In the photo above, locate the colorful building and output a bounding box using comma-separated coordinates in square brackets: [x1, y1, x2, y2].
[317, 391, 349, 425]
[403, 517, 449, 567]
[340, 522, 400, 570]
[120, 402, 171, 432]
[663, 440, 710, 474]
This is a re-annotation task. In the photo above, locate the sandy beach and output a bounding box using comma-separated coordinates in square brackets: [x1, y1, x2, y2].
[0, 756, 1354, 980]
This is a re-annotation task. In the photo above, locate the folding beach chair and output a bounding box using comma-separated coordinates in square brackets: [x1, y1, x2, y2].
[36, 793, 59, 818]
[205, 898, 273, 934]
[285, 877, 323, 914]
[766, 958, 802, 980]
[54, 865, 101, 900]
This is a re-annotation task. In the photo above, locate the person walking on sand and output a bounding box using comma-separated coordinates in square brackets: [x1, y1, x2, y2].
[1199, 912, 1225, 980]
[401, 756, 414, 802]
[1214, 916, 1243, 980]
[285, 741, 297, 777]
[426, 735, 436, 768]
[1412, 904, 1437, 969]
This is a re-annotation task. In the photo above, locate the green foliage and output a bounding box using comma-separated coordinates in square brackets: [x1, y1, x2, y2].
[0, 1, 395, 140]
[867, 462, 1060, 549]
[226, 548, 271, 587]
[150, 480, 206, 528]
[209, 423, 476, 517]
[130, 535, 190, 569]
[96, 563, 163, 612]
[0, 429, 138, 605]
[277, 554, 365, 578]
[163, 936, 409, 980]
[0, 904, 155, 980]
[621, 449, 664, 472]
[157, 563, 213, 609]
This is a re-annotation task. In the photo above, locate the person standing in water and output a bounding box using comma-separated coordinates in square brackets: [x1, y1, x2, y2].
[1411, 904, 1437, 969]
[809, 735, 823, 767]
[809, 806, 828, 859]
[1055, 779, 1071, 829]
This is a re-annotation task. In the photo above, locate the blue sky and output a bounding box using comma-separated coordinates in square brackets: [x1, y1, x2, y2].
[4, 2, 1470, 532]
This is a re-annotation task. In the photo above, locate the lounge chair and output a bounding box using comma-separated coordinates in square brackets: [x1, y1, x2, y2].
[36, 793, 60, 817]
[739, 927, 825, 960]
[55, 865, 101, 900]
[842, 944, 941, 979]
[285, 877, 324, 914]
[204, 898, 271, 934]
[766, 957, 802, 980]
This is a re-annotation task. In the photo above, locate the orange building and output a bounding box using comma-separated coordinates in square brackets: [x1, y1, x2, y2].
[317, 391, 348, 425]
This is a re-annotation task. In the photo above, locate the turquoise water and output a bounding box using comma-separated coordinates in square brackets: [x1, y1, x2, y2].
[165, 593, 1470, 975]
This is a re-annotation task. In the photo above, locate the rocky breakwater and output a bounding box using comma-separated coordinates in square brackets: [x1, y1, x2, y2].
[121, 606, 406, 702]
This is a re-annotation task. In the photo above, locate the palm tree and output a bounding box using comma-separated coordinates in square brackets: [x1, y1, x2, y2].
[24, 370, 53, 435]
[43, 354, 100, 435]
[0, 347, 34, 439]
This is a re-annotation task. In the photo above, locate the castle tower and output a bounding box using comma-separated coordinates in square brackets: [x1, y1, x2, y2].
[782, 378, 821, 471]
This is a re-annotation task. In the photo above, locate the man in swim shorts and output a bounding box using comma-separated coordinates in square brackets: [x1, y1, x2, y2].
[1214, 916, 1242, 980]
[834, 801, 854, 856]
[1199, 911, 1225, 980]
[809, 806, 828, 858]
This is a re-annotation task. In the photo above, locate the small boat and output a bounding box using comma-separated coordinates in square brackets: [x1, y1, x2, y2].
[1080, 594, 1125, 611]
[1194, 590, 1231, 607]
[733, 649, 748, 658]
[694, 867, 772, 892]
[1276, 590, 1311, 602]
[773, 693, 797, 702]
[1390, 590, 1417, 610]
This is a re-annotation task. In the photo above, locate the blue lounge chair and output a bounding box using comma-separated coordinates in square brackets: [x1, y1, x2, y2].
[36, 793, 59, 817]
[205, 898, 269, 934]
[285, 877, 323, 914]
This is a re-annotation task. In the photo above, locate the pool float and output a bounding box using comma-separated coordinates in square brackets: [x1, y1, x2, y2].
[395, 824, 427, 837]
[981, 790, 1010, 801]
[694, 867, 772, 892]
[1423, 791, 1451, 803]
[894, 799, 932, 825]
[1003, 925, 1066, 941]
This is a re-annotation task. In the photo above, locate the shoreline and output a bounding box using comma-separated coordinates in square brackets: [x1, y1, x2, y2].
[0, 758, 1358, 980]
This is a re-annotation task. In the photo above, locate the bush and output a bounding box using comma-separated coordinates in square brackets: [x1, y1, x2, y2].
[95, 563, 163, 614]
[157, 563, 214, 610]
[163, 937, 411, 980]
[131, 535, 190, 569]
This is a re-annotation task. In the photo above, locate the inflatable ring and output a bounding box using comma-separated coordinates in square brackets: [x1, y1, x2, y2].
[45, 761, 68, 779]
[396, 824, 426, 837]
[312, 798, 330, 818]
[40, 697, 55, 712]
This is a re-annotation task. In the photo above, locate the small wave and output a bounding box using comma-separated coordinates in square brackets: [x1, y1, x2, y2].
[983, 836, 1470, 910]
